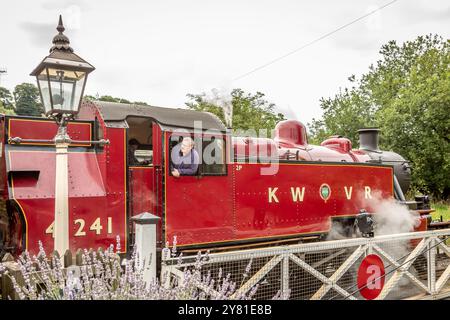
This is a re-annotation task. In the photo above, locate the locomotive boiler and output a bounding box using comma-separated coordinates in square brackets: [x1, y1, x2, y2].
[0, 101, 433, 257]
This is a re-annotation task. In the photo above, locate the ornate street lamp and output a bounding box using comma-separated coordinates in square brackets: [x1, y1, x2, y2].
[8, 15, 107, 255]
[26, 16, 98, 255]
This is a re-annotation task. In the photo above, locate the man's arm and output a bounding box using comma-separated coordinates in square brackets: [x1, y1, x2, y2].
[178, 150, 199, 175]
[178, 164, 198, 175]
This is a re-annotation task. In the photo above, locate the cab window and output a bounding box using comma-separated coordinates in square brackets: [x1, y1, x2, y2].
[201, 136, 226, 176]
[126, 117, 153, 167]
[169, 134, 200, 176]
[168, 133, 226, 176]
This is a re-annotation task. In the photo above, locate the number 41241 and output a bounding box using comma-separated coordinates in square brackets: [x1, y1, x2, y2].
[45, 217, 113, 237]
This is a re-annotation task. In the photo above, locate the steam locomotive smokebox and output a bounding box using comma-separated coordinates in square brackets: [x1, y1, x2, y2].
[358, 128, 411, 195]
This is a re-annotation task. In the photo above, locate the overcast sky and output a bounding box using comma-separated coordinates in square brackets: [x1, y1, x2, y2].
[0, 0, 449, 125]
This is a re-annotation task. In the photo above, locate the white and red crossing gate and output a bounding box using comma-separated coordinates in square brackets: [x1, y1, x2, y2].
[161, 229, 450, 300]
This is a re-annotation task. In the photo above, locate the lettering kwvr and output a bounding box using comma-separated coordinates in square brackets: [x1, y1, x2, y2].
[267, 185, 374, 202]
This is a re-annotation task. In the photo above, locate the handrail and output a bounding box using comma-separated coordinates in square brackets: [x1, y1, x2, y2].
[8, 136, 110, 146]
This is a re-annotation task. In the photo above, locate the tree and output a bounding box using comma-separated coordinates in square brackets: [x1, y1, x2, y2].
[374, 36, 450, 199]
[96, 95, 131, 104]
[0, 87, 16, 115]
[132, 101, 149, 106]
[0, 87, 14, 109]
[13, 83, 43, 116]
[186, 88, 285, 135]
[84, 95, 148, 105]
[308, 84, 376, 145]
[308, 34, 450, 199]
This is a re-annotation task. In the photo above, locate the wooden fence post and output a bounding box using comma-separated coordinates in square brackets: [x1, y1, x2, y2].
[75, 249, 83, 266]
[64, 249, 72, 268]
[1, 254, 23, 300]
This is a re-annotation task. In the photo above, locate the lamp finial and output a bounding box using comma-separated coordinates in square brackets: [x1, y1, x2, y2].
[50, 15, 73, 53]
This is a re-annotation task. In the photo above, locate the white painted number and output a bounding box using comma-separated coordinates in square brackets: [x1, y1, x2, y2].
[108, 217, 112, 234]
[89, 218, 103, 235]
[74, 219, 86, 237]
[45, 217, 113, 237]
[45, 221, 54, 238]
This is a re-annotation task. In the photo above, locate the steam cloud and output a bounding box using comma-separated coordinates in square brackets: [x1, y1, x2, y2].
[367, 192, 420, 236]
[365, 193, 423, 297]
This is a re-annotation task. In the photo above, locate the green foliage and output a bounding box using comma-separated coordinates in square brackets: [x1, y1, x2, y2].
[13, 83, 43, 116]
[308, 84, 376, 145]
[431, 202, 450, 222]
[0, 87, 16, 115]
[84, 95, 149, 105]
[308, 34, 450, 199]
[132, 101, 149, 106]
[83, 95, 96, 101]
[0, 87, 14, 109]
[0, 105, 16, 115]
[97, 95, 131, 104]
[374, 36, 450, 199]
[186, 88, 285, 135]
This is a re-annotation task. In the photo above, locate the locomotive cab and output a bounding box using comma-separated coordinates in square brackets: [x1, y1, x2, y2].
[77, 100, 230, 253]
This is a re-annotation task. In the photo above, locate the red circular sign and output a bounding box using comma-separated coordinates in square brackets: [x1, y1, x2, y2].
[357, 254, 385, 300]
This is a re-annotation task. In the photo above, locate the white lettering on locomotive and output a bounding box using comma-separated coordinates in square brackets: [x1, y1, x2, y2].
[267, 185, 376, 202]
[268, 187, 279, 203]
[290, 187, 306, 202]
[365, 186, 372, 199]
[344, 186, 353, 200]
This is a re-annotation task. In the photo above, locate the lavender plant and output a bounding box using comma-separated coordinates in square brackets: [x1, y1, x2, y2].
[0, 238, 287, 300]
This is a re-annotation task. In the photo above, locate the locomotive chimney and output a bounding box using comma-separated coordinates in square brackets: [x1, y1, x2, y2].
[358, 128, 380, 151]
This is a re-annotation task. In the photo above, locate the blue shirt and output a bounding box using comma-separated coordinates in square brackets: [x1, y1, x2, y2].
[170, 144, 200, 175]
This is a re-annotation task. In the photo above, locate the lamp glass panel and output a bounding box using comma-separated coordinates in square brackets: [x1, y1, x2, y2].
[37, 69, 52, 114]
[46, 67, 86, 113]
[72, 71, 87, 111]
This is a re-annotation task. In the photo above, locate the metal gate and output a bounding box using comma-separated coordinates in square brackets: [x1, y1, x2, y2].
[161, 229, 450, 300]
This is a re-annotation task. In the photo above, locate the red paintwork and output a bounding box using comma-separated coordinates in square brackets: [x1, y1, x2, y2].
[7, 117, 92, 146]
[129, 167, 155, 217]
[6, 133, 127, 254]
[321, 137, 352, 153]
[274, 119, 308, 147]
[0, 104, 399, 255]
[2, 111, 128, 254]
[129, 166, 162, 242]
[232, 137, 278, 159]
[165, 157, 393, 246]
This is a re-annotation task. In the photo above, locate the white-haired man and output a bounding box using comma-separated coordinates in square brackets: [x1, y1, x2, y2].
[170, 136, 200, 177]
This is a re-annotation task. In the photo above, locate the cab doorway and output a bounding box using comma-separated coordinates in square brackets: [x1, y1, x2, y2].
[126, 117, 158, 250]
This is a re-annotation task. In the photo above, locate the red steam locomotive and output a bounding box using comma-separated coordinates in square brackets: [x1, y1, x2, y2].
[0, 100, 433, 256]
